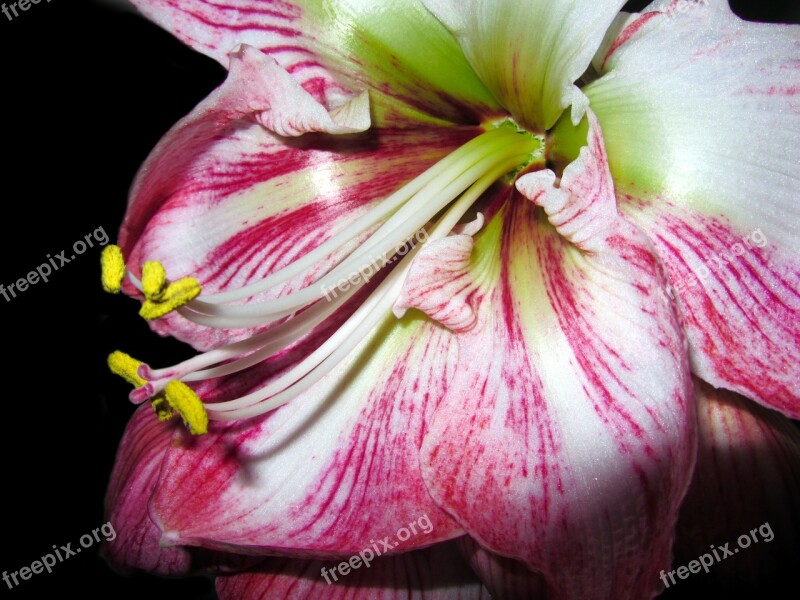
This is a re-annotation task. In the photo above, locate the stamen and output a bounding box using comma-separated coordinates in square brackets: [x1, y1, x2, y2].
[101, 245, 126, 294]
[205, 261, 400, 417]
[109, 124, 542, 429]
[142, 261, 168, 300]
[180, 130, 537, 329]
[108, 351, 147, 388]
[163, 381, 208, 435]
[206, 149, 534, 421]
[138, 281, 357, 397]
[151, 395, 175, 421]
[196, 127, 512, 306]
[139, 277, 202, 321]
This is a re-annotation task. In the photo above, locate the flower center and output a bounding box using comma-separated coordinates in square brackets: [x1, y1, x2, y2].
[107, 123, 543, 432]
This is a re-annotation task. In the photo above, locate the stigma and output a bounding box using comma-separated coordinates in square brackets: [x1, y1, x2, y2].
[105, 124, 543, 433]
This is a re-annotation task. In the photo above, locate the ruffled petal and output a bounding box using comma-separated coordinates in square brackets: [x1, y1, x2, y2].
[585, 0, 800, 416]
[420, 113, 696, 600]
[393, 214, 484, 332]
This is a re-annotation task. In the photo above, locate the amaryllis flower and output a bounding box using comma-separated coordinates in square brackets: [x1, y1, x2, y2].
[103, 0, 800, 598]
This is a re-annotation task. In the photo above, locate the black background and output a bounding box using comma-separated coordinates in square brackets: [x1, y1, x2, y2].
[0, 1, 797, 598]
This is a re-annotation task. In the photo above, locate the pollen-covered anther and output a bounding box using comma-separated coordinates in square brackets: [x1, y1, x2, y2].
[108, 350, 147, 388]
[101, 245, 126, 294]
[141, 261, 168, 301]
[151, 395, 176, 422]
[164, 381, 208, 435]
[139, 276, 202, 321]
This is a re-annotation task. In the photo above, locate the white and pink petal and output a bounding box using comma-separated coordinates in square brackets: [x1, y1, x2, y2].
[103, 406, 191, 575]
[147, 316, 464, 556]
[625, 205, 800, 418]
[419, 113, 696, 600]
[119, 38, 479, 349]
[585, 0, 800, 416]
[103, 405, 260, 575]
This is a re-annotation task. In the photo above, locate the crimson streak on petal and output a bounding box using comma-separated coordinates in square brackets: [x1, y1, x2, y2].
[147, 316, 464, 556]
[420, 113, 695, 600]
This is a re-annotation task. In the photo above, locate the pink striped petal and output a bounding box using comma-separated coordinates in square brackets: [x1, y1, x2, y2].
[420, 113, 696, 600]
[585, 0, 800, 416]
[147, 318, 464, 555]
[119, 34, 477, 349]
[128, 0, 500, 126]
[393, 215, 484, 332]
[624, 207, 800, 419]
[458, 537, 547, 600]
[420, 0, 626, 130]
[104, 405, 259, 575]
[215, 541, 490, 600]
[669, 379, 800, 592]
[103, 406, 191, 575]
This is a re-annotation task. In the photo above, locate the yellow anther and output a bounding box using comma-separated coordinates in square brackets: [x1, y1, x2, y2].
[101, 245, 126, 294]
[151, 395, 176, 422]
[139, 277, 202, 321]
[108, 351, 147, 388]
[164, 380, 208, 435]
[142, 261, 168, 301]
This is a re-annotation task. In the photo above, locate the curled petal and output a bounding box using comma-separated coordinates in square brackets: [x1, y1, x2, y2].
[393, 214, 484, 332]
[103, 406, 191, 575]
